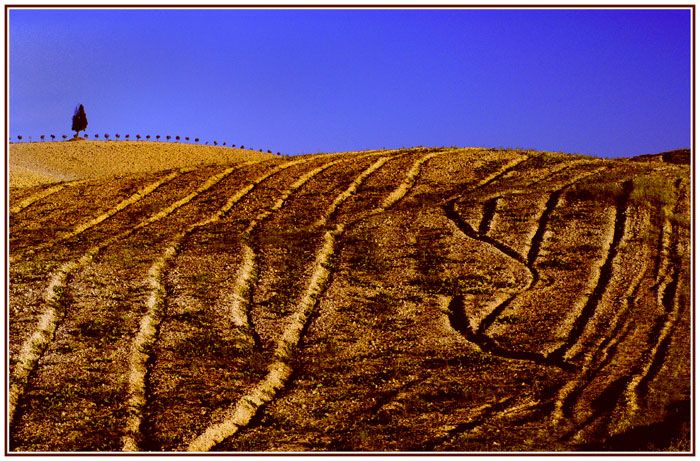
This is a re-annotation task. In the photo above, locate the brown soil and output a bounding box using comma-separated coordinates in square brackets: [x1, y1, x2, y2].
[8, 146, 690, 452]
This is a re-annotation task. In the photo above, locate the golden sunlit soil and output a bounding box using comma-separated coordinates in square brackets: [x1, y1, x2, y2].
[8, 144, 690, 452]
[9, 141, 275, 188]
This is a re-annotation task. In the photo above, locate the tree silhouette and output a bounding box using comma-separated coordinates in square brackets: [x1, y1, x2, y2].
[104, 133, 110, 140]
[125, 134, 130, 140]
[175, 136, 180, 141]
[166, 135, 171, 141]
[185, 137, 190, 141]
[240, 145, 245, 149]
[40, 135, 45, 141]
[146, 135, 151, 140]
[136, 134, 141, 140]
[194, 138, 199, 143]
[62, 135, 67, 140]
[71, 104, 88, 137]
[51, 134, 56, 141]
[17, 135, 22, 141]
[95, 134, 99, 139]
[115, 133, 120, 140]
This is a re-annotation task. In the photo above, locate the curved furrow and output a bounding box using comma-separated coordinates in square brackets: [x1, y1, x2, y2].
[445, 200, 526, 266]
[186, 152, 433, 452]
[446, 293, 572, 370]
[478, 197, 500, 235]
[480, 168, 609, 334]
[425, 396, 516, 450]
[482, 161, 607, 263]
[378, 151, 441, 210]
[121, 158, 310, 451]
[547, 180, 633, 362]
[220, 151, 396, 357]
[622, 185, 683, 418]
[224, 157, 353, 350]
[523, 165, 609, 268]
[141, 152, 399, 451]
[9, 165, 242, 427]
[10, 180, 88, 214]
[442, 154, 531, 207]
[551, 209, 652, 425]
[313, 156, 392, 228]
[14, 169, 188, 260]
[442, 167, 611, 372]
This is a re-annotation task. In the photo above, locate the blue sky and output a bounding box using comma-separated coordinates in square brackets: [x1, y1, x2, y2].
[9, 8, 691, 157]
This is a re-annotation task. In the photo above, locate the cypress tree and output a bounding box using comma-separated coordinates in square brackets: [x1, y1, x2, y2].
[71, 104, 88, 137]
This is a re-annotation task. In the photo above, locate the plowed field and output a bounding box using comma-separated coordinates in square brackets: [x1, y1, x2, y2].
[8, 145, 691, 452]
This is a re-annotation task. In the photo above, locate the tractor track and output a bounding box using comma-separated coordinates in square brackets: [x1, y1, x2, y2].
[13, 170, 188, 260]
[623, 184, 684, 417]
[552, 207, 652, 427]
[8, 147, 690, 452]
[186, 151, 440, 452]
[10, 179, 88, 215]
[9, 165, 243, 430]
[547, 180, 633, 363]
[477, 197, 499, 235]
[121, 158, 316, 451]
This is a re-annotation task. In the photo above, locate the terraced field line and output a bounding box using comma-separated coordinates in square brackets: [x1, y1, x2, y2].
[547, 180, 633, 363]
[187, 154, 406, 452]
[9, 165, 244, 426]
[121, 159, 314, 451]
[9, 180, 88, 214]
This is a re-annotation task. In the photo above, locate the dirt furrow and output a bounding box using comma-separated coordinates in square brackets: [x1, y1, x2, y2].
[469, 154, 532, 191]
[477, 197, 499, 236]
[186, 155, 397, 451]
[120, 159, 310, 451]
[15, 170, 188, 260]
[443, 200, 530, 337]
[551, 208, 652, 425]
[547, 180, 633, 362]
[623, 193, 683, 417]
[442, 167, 611, 371]
[10, 180, 87, 214]
[9, 165, 241, 428]
[139, 154, 392, 450]
[223, 158, 350, 350]
[379, 151, 440, 210]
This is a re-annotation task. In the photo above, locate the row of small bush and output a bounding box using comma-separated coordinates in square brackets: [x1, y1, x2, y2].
[9, 134, 281, 155]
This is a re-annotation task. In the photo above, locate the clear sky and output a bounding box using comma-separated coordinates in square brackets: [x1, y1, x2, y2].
[8, 7, 691, 157]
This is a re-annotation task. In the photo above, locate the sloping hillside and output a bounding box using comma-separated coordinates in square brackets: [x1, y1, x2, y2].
[8, 146, 690, 452]
[9, 141, 276, 188]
